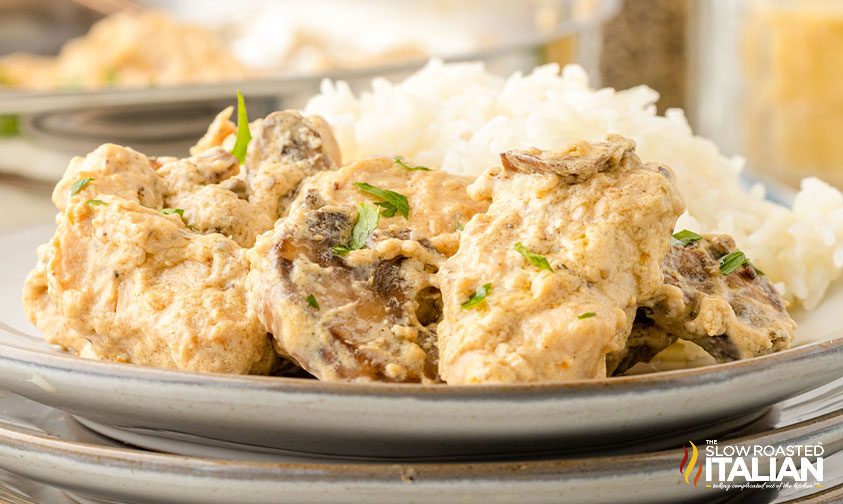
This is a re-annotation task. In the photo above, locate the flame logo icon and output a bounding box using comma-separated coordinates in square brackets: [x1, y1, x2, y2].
[679, 441, 703, 486]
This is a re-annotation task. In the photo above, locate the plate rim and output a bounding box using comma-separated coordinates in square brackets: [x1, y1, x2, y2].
[0, 404, 841, 478]
[2, 320, 842, 399]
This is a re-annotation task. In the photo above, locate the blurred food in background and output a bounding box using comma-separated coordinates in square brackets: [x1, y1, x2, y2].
[0, 0, 617, 185]
[0, 0, 615, 91]
[692, 0, 843, 192]
[7, 0, 843, 196]
[0, 10, 247, 90]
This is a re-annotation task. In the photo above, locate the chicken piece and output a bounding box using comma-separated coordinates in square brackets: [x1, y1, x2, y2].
[288, 157, 486, 256]
[160, 110, 342, 247]
[23, 244, 90, 354]
[156, 147, 272, 247]
[168, 185, 273, 249]
[26, 196, 275, 374]
[156, 147, 241, 195]
[437, 135, 685, 384]
[52, 144, 164, 211]
[52, 140, 264, 248]
[609, 234, 796, 373]
[247, 158, 487, 382]
[245, 111, 341, 219]
[190, 107, 237, 156]
[657, 235, 796, 359]
[170, 109, 342, 246]
[25, 107, 344, 374]
[24, 244, 112, 362]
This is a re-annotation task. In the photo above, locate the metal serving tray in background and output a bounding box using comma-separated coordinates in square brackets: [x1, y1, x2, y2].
[0, 0, 618, 181]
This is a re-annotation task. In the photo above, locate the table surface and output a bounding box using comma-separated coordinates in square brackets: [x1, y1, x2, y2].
[0, 176, 56, 235]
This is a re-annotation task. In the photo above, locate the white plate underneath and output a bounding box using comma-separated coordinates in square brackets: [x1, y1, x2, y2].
[1, 225, 843, 459]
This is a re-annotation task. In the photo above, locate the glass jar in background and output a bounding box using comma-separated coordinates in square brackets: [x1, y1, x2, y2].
[690, 0, 843, 190]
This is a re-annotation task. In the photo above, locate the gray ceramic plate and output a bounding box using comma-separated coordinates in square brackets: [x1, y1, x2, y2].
[1, 387, 843, 504]
[2, 225, 843, 459]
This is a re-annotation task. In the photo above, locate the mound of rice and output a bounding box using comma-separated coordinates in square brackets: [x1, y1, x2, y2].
[305, 59, 843, 309]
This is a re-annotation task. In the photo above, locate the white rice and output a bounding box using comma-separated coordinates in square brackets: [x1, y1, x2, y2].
[305, 59, 843, 309]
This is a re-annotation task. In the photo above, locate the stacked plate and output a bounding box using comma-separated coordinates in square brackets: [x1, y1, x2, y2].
[2, 226, 843, 504]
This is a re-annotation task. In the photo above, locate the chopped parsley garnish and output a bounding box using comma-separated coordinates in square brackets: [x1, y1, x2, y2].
[672, 229, 703, 247]
[394, 156, 430, 171]
[0, 114, 20, 137]
[231, 90, 252, 164]
[719, 250, 763, 276]
[456, 221, 464, 232]
[461, 283, 492, 310]
[719, 251, 747, 275]
[84, 199, 106, 206]
[373, 201, 398, 217]
[577, 312, 597, 320]
[333, 203, 380, 256]
[350, 203, 380, 249]
[514, 242, 553, 272]
[353, 182, 409, 218]
[306, 294, 320, 310]
[70, 177, 94, 196]
[160, 207, 188, 225]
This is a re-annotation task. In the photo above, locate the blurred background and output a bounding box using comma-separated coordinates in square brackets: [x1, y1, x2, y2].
[0, 0, 840, 229]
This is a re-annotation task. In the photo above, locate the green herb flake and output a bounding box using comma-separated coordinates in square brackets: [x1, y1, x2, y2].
[350, 203, 380, 248]
[394, 156, 431, 171]
[353, 182, 410, 218]
[461, 283, 492, 310]
[161, 208, 188, 225]
[84, 199, 106, 207]
[577, 312, 597, 320]
[672, 229, 704, 247]
[374, 201, 397, 218]
[719, 251, 750, 275]
[514, 242, 553, 272]
[333, 203, 380, 256]
[332, 245, 352, 256]
[456, 221, 464, 232]
[70, 177, 94, 196]
[0, 114, 20, 137]
[306, 294, 320, 310]
[231, 90, 252, 164]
